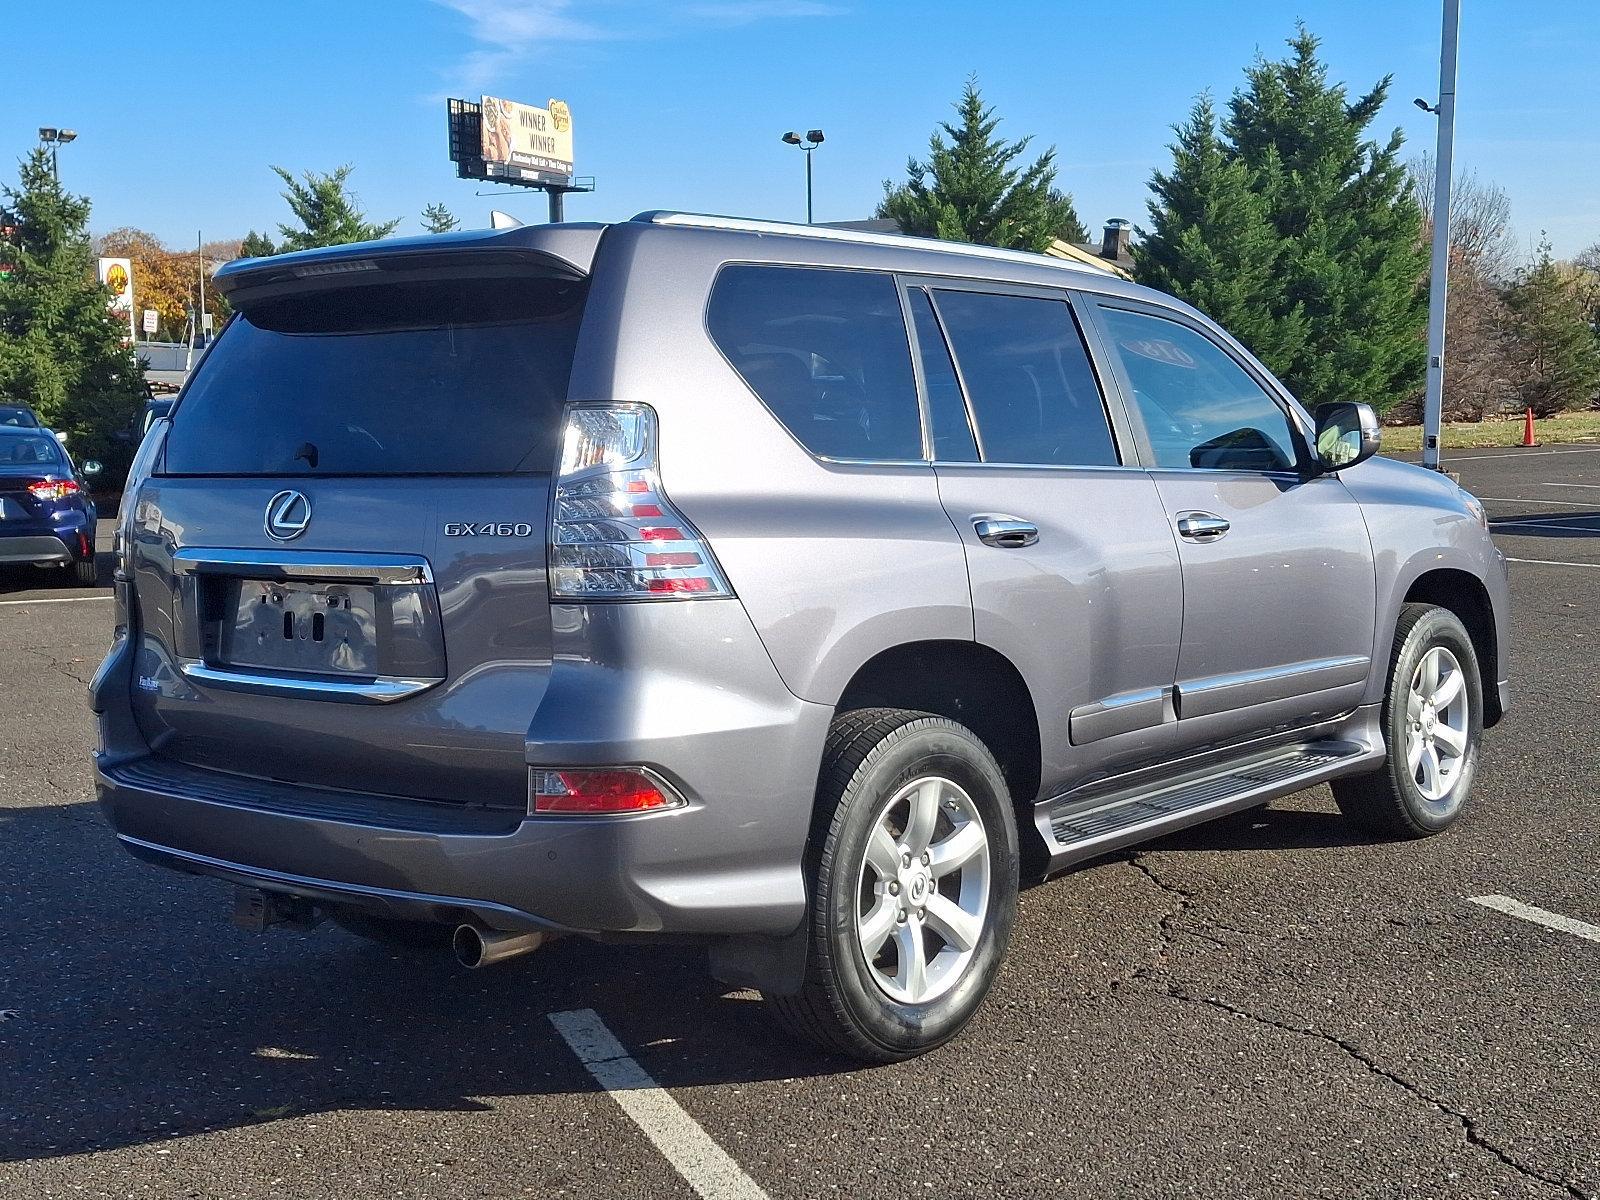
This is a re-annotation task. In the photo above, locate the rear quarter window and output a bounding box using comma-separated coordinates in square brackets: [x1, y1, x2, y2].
[706, 264, 924, 461]
[162, 274, 584, 476]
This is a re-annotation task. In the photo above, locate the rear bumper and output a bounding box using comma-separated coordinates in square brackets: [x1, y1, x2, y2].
[92, 600, 831, 938]
[0, 533, 72, 566]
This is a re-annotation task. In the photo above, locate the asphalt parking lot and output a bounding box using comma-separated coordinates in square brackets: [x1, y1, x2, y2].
[2, 445, 1597, 1200]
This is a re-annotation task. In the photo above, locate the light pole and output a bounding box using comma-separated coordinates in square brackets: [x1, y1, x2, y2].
[1417, 0, 1460, 473]
[781, 129, 825, 224]
[37, 127, 77, 180]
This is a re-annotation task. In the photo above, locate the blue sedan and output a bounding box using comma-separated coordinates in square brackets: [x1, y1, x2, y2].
[0, 426, 102, 586]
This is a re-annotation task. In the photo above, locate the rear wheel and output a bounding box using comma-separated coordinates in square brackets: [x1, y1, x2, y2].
[329, 910, 454, 951]
[767, 708, 1018, 1062]
[1332, 603, 1483, 838]
[71, 555, 98, 587]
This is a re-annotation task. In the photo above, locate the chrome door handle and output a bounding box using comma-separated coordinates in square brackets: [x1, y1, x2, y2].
[972, 516, 1039, 548]
[1176, 512, 1231, 542]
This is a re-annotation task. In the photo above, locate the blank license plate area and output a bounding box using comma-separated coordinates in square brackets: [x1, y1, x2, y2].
[215, 578, 380, 676]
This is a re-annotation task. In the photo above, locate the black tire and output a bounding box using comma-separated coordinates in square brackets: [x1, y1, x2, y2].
[72, 556, 98, 587]
[767, 708, 1018, 1063]
[329, 910, 454, 951]
[1332, 603, 1483, 839]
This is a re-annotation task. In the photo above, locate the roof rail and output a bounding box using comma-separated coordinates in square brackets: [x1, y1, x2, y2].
[631, 210, 1096, 275]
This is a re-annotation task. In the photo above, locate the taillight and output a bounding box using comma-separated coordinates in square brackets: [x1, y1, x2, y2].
[28, 478, 80, 501]
[530, 768, 684, 814]
[549, 403, 733, 600]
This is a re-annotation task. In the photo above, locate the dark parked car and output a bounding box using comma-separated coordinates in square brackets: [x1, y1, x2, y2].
[0, 426, 101, 586]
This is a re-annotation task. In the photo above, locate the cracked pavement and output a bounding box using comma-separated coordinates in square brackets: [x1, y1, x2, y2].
[2, 471, 1597, 1199]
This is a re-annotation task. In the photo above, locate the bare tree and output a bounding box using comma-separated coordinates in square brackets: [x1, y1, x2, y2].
[1408, 154, 1516, 282]
[1403, 157, 1524, 420]
[1574, 240, 1600, 333]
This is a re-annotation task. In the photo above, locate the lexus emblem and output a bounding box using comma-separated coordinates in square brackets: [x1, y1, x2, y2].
[264, 490, 312, 541]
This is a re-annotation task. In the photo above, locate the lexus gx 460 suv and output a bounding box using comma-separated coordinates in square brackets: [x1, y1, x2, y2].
[93, 213, 1510, 1062]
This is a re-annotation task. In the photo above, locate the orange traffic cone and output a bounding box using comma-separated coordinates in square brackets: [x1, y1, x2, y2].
[1522, 407, 1539, 447]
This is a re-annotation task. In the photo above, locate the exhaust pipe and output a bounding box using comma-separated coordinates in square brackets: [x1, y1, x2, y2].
[452, 924, 547, 969]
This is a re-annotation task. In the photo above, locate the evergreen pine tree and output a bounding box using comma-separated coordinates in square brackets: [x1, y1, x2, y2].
[1507, 238, 1600, 416]
[421, 202, 460, 234]
[239, 229, 277, 258]
[1135, 95, 1306, 371]
[879, 77, 1084, 252]
[1136, 26, 1428, 413]
[271, 166, 400, 252]
[0, 149, 144, 470]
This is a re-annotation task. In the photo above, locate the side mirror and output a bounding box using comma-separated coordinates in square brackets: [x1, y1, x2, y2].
[82, 459, 103, 477]
[1313, 402, 1380, 472]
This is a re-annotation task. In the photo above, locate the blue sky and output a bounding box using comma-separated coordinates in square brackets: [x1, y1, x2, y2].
[3, 1, 1595, 259]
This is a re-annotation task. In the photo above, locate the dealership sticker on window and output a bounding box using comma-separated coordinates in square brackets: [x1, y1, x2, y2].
[1119, 337, 1198, 368]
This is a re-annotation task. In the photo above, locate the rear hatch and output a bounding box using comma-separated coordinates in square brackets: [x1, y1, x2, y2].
[127, 242, 590, 809]
[0, 434, 76, 537]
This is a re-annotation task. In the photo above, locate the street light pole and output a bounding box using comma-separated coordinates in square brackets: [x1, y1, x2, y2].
[781, 129, 825, 223]
[37, 128, 77, 181]
[1420, 0, 1460, 472]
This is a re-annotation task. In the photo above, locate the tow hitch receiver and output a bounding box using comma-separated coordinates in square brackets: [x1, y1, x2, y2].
[231, 886, 321, 932]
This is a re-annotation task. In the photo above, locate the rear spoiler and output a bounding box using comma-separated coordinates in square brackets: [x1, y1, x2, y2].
[214, 224, 605, 308]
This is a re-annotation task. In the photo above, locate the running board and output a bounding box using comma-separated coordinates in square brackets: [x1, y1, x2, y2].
[1038, 738, 1383, 872]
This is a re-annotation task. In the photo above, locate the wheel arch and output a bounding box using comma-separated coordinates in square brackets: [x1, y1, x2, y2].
[1402, 567, 1502, 727]
[832, 640, 1044, 866]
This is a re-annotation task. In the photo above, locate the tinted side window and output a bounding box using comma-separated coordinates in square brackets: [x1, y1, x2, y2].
[931, 290, 1117, 467]
[707, 265, 923, 461]
[1097, 308, 1299, 472]
[909, 289, 978, 462]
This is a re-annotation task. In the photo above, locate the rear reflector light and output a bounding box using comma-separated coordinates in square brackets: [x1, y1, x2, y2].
[530, 768, 683, 814]
[28, 478, 81, 501]
[548, 403, 732, 600]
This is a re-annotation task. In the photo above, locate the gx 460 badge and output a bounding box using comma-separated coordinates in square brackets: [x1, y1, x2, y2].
[443, 522, 536, 537]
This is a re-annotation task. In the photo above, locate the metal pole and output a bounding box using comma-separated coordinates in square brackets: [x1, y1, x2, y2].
[548, 188, 564, 223]
[1421, 0, 1460, 472]
[196, 232, 207, 347]
[805, 150, 814, 224]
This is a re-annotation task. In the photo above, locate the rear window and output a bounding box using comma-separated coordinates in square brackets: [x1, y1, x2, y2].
[706, 264, 923, 461]
[162, 275, 584, 476]
[0, 434, 63, 467]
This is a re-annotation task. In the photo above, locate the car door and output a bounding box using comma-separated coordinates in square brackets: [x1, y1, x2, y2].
[1081, 297, 1376, 750]
[904, 278, 1184, 801]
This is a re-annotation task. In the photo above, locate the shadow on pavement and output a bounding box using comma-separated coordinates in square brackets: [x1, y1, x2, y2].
[1140, 802, 1384, 854]
[0, 801, 849, 1165]
[1490, 513, 1600, 539]
[0, 549, 113, 595]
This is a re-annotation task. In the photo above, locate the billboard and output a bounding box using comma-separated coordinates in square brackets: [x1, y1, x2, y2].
[479, 95, 573, 184]
[98, 257, 136, 342]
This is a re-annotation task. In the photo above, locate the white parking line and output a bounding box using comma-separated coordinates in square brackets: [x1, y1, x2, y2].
[1470, 895, 1600, 945]
[1481, 496, 1600, 508]
[1441, 447, 1600, 462]
[549, 1008, 770, 1200]
[1506, 557, 1600, 569]
[1542, 481, 1600, 489]
[0, 593, 112, 606]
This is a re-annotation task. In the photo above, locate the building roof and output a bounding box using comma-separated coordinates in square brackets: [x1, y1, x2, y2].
[1046, 238, 1132, 279]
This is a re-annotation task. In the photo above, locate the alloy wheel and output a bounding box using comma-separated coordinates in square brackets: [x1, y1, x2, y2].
[855, 775, 991, 1004]
[1404, 645, 1471, 803]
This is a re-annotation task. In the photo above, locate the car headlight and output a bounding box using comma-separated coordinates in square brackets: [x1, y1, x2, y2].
[1460, 491, 1488, 530]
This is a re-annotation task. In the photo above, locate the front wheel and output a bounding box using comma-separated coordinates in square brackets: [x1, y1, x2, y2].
[1332, 603, 1483, 838]
[767, 709, 1018, 1062]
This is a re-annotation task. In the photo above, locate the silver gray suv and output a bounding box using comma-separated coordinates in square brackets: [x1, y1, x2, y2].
[93, 212, 1510, 1061]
